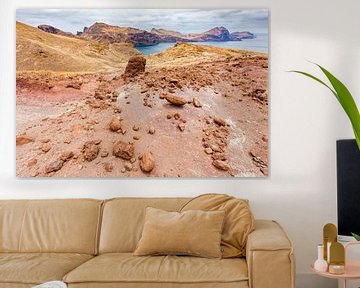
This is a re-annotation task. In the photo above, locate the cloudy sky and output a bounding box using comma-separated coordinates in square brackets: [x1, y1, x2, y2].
[16, 9, 268, 34]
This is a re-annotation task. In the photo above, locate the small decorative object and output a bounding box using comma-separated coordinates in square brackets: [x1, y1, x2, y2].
[329, 242, 345, 275]
[314, 244, 328, 272]
[323, 223, 337, 261]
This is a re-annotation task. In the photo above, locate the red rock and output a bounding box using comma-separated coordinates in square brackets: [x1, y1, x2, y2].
[82, 141, 100, 161]
[193, 97, 202, 108]
[109, 117, 122, 132]
[177, 123, 185, 131]
[45, 160, 63, 174]
[164, 94, 187, 106]
[41, 143, 51, 153]
[104, 162, 113, 172]
[204, 147, 213, 154]
[212, 160, 230, 171]
[140, 152, 155, 173]
[59, 151, 74, 162]
[148, 126, 155, 134]
[124, 55, 146, 77]
[16, 135, 34, 146]
[27, 158, 37, 167]
[113, 141, 134, 160]
[213, 116, 226, 126]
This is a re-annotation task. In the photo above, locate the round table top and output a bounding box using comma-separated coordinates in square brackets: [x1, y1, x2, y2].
[311, 261, 360, 280]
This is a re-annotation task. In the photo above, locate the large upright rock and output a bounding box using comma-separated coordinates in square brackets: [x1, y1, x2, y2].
[124, 56, 146, 77]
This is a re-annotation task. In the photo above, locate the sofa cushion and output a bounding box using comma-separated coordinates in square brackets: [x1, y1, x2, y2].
[134, 207, 225, 258]
[64, 253, 248, 285]
[0, 253, 93, 285]
[99, 198, 190, 253]
[0, 199, 102, 254]
[181, 194, 254, 258]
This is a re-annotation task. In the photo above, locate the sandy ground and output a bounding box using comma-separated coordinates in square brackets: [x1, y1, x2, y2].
[16, 54, 268, 177]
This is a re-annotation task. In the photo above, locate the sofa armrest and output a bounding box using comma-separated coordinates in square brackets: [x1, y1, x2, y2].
[246, 220, 295, 288]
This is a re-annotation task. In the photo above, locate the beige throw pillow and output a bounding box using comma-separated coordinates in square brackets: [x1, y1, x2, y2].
[134, 207, 225, 258]
[181, 194, 255, 258]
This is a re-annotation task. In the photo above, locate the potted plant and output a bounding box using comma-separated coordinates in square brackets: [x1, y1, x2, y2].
[290, 63, 360, 240]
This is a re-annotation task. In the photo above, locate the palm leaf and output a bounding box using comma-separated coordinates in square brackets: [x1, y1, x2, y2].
[351, 232, 360, 241]
[289, 64, 360, 150]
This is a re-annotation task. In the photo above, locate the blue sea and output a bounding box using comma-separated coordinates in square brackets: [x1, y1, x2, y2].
[136, 33, 268, 55]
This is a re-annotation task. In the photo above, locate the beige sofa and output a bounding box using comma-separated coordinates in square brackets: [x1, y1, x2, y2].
[0, 198, 295, 288]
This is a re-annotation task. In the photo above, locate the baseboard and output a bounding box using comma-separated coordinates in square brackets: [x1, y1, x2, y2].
[296, 273, 337, 288]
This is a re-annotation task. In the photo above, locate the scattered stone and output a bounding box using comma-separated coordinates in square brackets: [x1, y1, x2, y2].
[212, 160, 230, 171]
[124, 55, 146, 77]
[100, 151, 109, 158]
[213, 116, 226, 126]
[63, 138, 72, 144]
[27, 158, 37, 167]
[104, 162, 113, 172]
[174, 112, 181, 120]
[130, 157, 136, 164]
[109, 116, 122, 132]
[132, 125, 140, 131]
[66, 82, 82, 90]
[16, 135, 34, 146]
[41, 143, 51, 153]
[45, 160, 63, 174]
[140, 152, 155, 173]
[210, 144, 221, 152]
[82, 141, 100, 161]
[260, 167, 268, 175]
[177, 123, 185, 132]
[113, 141, 134, 160]
[159, 92, 167, 99]
[40, 138, 50, 143]
[148, 126, 155, 134]
[121, 167, 126, 173]
[133, 135, 140, 140]
[166, 113, 172, 119]
[193, 97, 202, 108]
[124, 162, 133, 171]
[204, 147, 213, 154]
[164, 94, 187, 106]
[59, 151, 74, 162]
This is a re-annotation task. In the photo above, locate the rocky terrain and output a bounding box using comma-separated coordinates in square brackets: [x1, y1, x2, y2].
[16, 22, 268, 177]
[39, 22, 255, 46]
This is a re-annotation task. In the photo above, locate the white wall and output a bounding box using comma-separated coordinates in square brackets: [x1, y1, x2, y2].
[1, 0, 360, 287]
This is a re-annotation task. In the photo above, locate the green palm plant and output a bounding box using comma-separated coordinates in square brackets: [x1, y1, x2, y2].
[289, 63, 360, 151]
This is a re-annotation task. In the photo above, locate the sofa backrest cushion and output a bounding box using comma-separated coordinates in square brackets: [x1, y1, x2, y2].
[99, 198, 189, 253]
[0, 199, 102, 254]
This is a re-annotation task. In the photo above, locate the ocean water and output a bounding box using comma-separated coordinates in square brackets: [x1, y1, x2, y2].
[136, 33, 268, 55]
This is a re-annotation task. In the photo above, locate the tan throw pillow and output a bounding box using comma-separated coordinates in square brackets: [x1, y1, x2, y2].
[134, 207, 225, 258]
[181, 194, 254, 258]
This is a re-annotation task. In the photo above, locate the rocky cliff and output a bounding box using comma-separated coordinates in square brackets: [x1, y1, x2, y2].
[37, 24, 75, 38]
[79, 22, 160, 46]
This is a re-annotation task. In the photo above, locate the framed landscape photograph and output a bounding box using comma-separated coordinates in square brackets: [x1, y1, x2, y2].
[16, 9, 269, 177]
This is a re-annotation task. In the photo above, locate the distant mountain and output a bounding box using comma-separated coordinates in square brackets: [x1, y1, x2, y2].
[151, 26, 232, 42]
[37, 25, 75, 38]
[79, 22, 161, 46]
[38, 22, 256, 46]
[230, 31, 255, 40]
